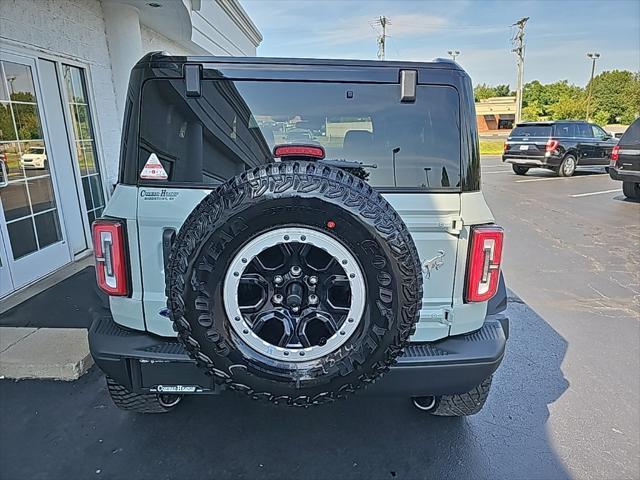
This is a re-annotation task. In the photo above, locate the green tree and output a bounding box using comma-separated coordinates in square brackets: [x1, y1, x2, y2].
[494, 84, 512, 97]
[522, 101, 544, 121]
[479, 71, 639, 124]
[592, 110, 611, 126]
[474, 83, 496, 101]
[548, 96, 587, 120]
[588, 70, 640, 124]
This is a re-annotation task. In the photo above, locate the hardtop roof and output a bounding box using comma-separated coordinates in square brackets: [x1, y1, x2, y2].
[138, 51, 465, 72]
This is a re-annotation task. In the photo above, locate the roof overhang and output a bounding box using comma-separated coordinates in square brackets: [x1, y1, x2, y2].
[104, 0, 261, 54]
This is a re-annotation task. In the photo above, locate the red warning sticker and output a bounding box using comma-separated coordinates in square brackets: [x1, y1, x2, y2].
[140, 153, 168, 180]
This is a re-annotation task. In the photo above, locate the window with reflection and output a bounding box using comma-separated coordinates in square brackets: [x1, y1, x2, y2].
[62, 65, 105, 224]
[139, 79, 461, 189]
[0, 60, 62, 259]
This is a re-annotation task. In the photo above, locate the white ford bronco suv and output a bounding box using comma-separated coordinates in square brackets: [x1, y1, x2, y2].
[89, 53, 509, 415]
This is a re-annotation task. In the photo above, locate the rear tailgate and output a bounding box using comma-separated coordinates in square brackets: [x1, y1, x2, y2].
[127, 62, 473, 341]
[617, 120, 640, 172]
[619, 148, 640, 172]
[504, 136, 547, 158]
[136, 188, 462, 341]
[504, 124, 553, 159]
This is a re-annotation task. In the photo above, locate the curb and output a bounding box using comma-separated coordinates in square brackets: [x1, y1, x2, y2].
[0, 327, 93, 381]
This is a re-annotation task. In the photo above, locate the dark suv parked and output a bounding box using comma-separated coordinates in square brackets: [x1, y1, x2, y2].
[502, 121, 618, 177]
[609, 118, 640, 199]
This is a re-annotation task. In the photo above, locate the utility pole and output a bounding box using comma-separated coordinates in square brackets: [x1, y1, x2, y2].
[372, 16, 390, 60]
[447, 50, 460, 61]
[511, 17, 529, 124]
[585, 52, 600, 121]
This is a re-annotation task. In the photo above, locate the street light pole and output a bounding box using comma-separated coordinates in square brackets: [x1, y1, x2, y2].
[447, 50, 460, 61]
[585, 52, 600, 121]
[511, 17, 529, 124]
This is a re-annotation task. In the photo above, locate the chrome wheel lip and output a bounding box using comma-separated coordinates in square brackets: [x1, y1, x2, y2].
[223, 227, 366, 362]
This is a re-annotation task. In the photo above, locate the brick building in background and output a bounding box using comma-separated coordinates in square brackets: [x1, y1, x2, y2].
[0, 0, 262, 297]
[475, 96, 516, 132]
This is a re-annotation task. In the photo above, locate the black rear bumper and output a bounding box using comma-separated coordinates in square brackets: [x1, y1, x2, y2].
[502, 154, 561, 168]
[88, 314, 508, 397]
[609, 167, 640, 183]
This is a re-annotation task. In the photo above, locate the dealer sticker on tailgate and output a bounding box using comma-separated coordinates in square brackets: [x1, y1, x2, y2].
[519, 145, 529, 150]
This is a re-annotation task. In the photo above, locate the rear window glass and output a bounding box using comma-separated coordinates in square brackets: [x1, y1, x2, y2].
[138, 79, 461, 189]
[620, 119, 640, 145]
[511, 125, 552, 137]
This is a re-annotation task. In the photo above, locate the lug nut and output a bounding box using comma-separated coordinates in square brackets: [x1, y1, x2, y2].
[272, 294, 283, 304]
[274, 275, 283, 285]
[309, 276, 318, 285]
[290, 266, 302, 277]
[308, 294, 319, 305]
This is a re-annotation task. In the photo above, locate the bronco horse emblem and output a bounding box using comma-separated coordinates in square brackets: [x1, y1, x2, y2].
[422, 250, 446, 279]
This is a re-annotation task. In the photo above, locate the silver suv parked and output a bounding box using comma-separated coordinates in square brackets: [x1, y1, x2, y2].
[88, 53, 509, 415]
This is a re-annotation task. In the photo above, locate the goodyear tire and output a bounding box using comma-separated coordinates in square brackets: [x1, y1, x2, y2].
[166, 161, 423, 406]
[428, 376, 493, 416]
[106, 377, 181, 413]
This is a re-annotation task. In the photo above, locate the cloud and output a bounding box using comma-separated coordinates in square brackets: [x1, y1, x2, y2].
[241, 2, 451, 50]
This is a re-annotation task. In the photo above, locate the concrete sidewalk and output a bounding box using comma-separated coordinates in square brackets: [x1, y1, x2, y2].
[0, 327, 93, 381]
[0, 259, 96, 381]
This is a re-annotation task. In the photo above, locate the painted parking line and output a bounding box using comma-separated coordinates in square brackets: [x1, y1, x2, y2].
[481, 164, 510, 169]
[482, 170, 513, 174]
[570, 189, 622, 198]
[515, 174, 608, 183]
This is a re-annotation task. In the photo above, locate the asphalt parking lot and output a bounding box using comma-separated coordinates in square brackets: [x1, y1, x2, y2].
[1, 156, 638, 480]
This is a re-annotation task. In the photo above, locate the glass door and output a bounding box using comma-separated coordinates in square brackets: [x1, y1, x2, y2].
[0, 52, 71, 294]
[0, 192, 13, 298]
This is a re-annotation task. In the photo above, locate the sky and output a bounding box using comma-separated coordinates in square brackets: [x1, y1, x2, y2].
[240, 0, 640, 88]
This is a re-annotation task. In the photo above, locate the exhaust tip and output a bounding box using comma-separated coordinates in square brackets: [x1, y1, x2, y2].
[158, 394, 182, 408]
[412, 396, 436, 411]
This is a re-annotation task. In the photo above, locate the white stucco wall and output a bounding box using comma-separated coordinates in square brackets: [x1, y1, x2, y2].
[0, 0, 261, 188]
[140, 25, 196, 57]
[191, 1, 261, 56]
[0, 0, 122, 186]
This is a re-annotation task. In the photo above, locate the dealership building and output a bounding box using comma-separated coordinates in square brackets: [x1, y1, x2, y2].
[0, 0, 261, 298]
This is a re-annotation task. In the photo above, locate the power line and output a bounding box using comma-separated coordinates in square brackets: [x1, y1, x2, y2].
[371, 16, 390, 60]
[511, 17, 529, 124]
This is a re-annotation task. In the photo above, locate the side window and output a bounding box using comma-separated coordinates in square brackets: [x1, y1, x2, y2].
[554, 124, 576, 137]
[591, 125, 607, 139]
[576, 124, 593, 138]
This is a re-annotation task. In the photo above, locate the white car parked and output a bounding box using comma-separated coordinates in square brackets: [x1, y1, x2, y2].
[20, 146, 47, 169]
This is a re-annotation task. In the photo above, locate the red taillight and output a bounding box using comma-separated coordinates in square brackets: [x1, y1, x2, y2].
[273, 145, 325, 159]
[610, 145, 620, 165]
[545, 139, 560, 152]
[92, 219, 129, 296]
[465, 225, 504, 303]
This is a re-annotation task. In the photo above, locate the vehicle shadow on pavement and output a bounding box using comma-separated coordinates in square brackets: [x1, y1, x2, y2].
[614, 194, 640, 203]
[0, 297, 570, 480]
[522, 168, 606, 178]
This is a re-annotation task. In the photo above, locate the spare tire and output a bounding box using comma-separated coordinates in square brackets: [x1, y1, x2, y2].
[166, 161, 422, 406]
